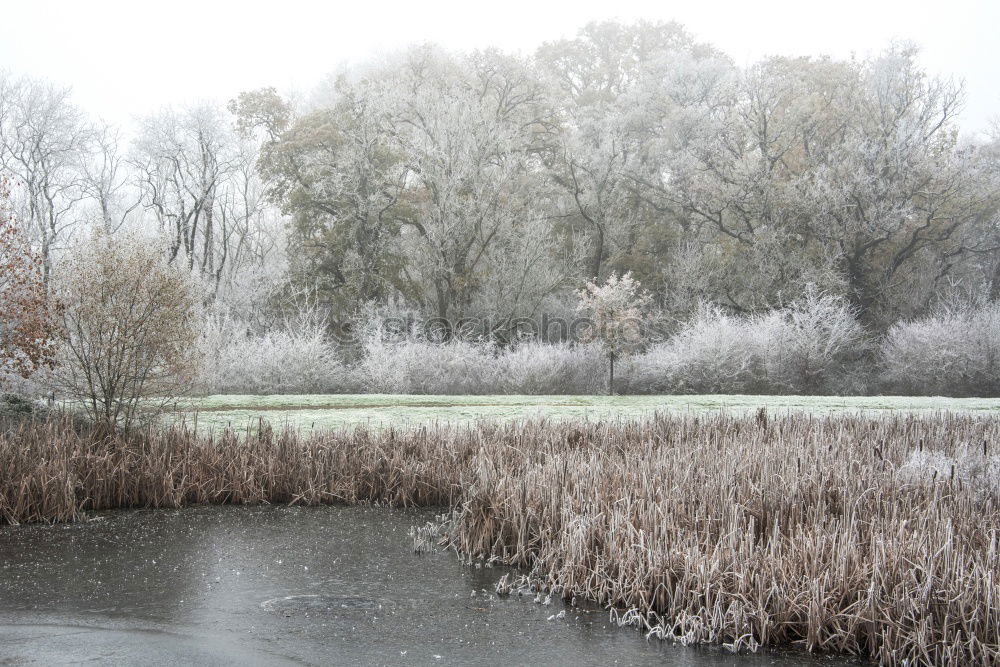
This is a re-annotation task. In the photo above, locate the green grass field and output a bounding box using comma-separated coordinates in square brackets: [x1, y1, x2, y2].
[166, 393, 1000, 432]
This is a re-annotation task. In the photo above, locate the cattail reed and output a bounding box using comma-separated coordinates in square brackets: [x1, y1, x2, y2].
[1, 411, 998, 665]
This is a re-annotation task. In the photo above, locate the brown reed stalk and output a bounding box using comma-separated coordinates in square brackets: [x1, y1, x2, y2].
[0, 411, 997, 665]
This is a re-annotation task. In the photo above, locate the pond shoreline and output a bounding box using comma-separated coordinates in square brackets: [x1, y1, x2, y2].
[0, 504, 836, 666]
[2, 412, 997, 664]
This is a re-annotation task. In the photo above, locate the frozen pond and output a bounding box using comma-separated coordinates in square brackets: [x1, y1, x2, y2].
[0, 505, 847, 665]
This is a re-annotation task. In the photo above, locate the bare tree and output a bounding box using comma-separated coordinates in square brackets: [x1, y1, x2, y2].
[0, 73, 92, 282]
[51, 230, 203, 431]
[132, 104, 274, 297]
[81, 122, 142, 232]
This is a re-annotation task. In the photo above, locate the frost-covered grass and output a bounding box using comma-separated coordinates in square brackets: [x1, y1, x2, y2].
[167, 393, 1000, 432]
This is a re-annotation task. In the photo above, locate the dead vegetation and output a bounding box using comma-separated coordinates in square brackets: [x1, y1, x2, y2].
[1, 412, 997, 664]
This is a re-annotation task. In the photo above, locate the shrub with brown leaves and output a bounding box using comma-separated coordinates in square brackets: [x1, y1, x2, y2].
[0, 177, 57, 387]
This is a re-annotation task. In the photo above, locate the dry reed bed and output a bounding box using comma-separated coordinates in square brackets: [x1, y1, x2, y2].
[1, 412, 998, 664]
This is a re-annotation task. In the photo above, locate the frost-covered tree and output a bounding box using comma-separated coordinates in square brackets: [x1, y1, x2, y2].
[249, 76, 412, 311]
[80, 122, 142, 232]
[132, 104, 276, 298]
[0, 73, 92, 282]
[537, 21, 705, 282]
[255, 47, 567, 330]
[649, 46, 997, 327]
[385, 47, 560, 324]
[577, 272, 649, 394]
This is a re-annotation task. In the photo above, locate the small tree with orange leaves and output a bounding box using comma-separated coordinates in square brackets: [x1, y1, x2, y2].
[0, 177, 57, 389]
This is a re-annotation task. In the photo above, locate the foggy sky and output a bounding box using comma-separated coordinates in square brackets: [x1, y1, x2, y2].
[1, 0, 997, 136]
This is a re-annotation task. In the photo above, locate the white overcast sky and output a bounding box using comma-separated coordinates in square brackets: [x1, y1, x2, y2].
[1, 0, 997, 136]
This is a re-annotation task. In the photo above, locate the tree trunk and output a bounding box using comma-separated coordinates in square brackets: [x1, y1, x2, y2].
[608, 351, 615, 395]
[990, 259, 1000, 302]
[589, 225, 605, 281]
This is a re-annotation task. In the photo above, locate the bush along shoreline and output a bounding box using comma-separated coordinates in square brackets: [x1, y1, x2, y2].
[1, 412, 998, 664]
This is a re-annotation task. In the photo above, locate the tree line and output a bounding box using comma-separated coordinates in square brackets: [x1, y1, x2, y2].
[239, 21, 1000, 333]
[2, 20, 999, 339]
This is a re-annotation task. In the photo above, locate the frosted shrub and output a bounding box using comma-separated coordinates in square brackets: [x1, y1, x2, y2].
[496, 341, 605, 394]
[632, 292, 866, 395]
[52, 230, 203, 430]
[197, 313, 356, 395]
[360, 336, 611, 395]
[358, 330, 614, 395]
[359, 336, 498, 394]
[632, 306, 762, 394]
[756, 290, 868, 394]
[881, 301, 1000, 397]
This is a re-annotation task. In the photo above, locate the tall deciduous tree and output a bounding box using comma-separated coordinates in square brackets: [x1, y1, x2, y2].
[0, 73, 91, 282]
[132, 104, 275, 298]
[252, 47, 567, 330]
[385, 47, 559, 323]
[537, 21, 698, 281]
[233, 22, 1000, 334]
